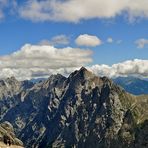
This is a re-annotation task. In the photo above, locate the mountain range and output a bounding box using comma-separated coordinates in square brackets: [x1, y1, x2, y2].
[0, 67, 148, 148]
[113, 77, 148, 95]
[31, 76, 148, 95]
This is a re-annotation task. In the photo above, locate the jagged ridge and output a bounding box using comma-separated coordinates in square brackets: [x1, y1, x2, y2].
[0, 67, 147, 148]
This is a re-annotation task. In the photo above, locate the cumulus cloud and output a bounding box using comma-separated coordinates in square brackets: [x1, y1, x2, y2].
[39, 35, 70, 46]
[88, 59, 148, 78]
[18, 0, 148, 22]
[135, 38, 148, 48]
[75, 34, 102, 47]
[0, 44, 92, 80]
[0, 47, 147, 80]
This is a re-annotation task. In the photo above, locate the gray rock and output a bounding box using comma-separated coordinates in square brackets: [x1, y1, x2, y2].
[0, 121, 23, 146]
[0, 67, 147, 148]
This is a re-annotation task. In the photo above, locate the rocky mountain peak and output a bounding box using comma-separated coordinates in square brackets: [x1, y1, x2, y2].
[4, 76, 21, 88]
[42, 74, 66, 89]
[79, 66, 88, 72]
[78, 66, 95, 77]
[48, 73, 66, 81]
[0, 67, 147, 148]
[67, 67, 99, 88]
[0, 76, 34, 99]
[6, 76, 18, 82]
[69, 66, 95, 79]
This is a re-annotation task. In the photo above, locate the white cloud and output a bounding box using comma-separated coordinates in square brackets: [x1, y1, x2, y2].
[75, 34, 102, 47]
[107, 37, 113, 43]
[39, 35, 70, 46]
[0, 44, 92, 80]
[50, 35, 70, 45]
[0, 46, 147, 80]
[135, 38, 148, 48]
[18, 0, 148, 22]
[88, 59, 148, 78]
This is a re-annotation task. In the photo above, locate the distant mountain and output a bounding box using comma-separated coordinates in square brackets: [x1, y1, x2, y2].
[0, 68, 148, 148]
[30, 78, 47, 83]
[0, 77, 34, 120]
[113, 76, 148, 95]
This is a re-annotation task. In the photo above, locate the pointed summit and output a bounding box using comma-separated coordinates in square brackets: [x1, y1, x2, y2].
[5, 76, 18, 83]
[48, 74, 66, 81]
[77, 66, 94, 78]
[79, 66, 87, 71]
[68, 67, 95, 83]
[43, 74, 66, 89]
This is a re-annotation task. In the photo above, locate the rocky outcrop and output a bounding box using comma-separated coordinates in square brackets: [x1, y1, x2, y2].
[0, 67, 147, 148]
[0, 121, 23, 146]
[0, 77, 34, 120]
[135, 120, 148, 148]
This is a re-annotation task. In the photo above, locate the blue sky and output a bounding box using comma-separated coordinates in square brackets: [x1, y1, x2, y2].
[0, 0, 148, 80]
[0, 14, 148, 65]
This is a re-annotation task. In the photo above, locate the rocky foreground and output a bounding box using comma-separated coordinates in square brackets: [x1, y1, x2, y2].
[0, 67, 148, 148]
[0, 142, 23, 148]
[0, 121, 23, 147]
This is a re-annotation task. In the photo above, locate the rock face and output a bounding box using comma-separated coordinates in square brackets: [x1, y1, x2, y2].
[0, 77, 34, 120]
[0, 67, 148, 148]
[0, 121, 23, 146]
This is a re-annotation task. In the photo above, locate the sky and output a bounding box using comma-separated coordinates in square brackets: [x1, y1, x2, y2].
[0, 0, 148, 80]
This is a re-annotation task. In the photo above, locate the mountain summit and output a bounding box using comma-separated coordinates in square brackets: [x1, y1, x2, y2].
[0, 67, 148, 148]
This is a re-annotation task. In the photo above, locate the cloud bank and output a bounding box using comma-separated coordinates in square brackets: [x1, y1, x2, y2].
[0, 44, 147, 80]
[0, 44, 92, 80]
[18, 0, 148, 22]
[75, 34, 102, 47]
[89, 59, 148, 78]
